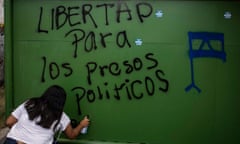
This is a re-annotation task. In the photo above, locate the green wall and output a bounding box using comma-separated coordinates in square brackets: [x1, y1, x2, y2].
[5, 0, 240, 144]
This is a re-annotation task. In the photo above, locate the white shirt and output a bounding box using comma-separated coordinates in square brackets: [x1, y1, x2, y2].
[7, 102, 70, 144]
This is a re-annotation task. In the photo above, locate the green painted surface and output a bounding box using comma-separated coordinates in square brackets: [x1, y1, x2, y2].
[5, 0, 240, 144]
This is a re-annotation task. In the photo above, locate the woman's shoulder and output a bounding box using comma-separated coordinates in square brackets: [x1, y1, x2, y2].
[58, 112, 71, 131]
[61, 112, 70, 120]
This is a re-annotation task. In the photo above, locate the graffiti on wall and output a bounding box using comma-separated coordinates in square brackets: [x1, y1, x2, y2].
[35, 1, 227, 114]
[37, 1, 169, 115]
[185, 32, 226, 93]
[37, 2, 155, 56]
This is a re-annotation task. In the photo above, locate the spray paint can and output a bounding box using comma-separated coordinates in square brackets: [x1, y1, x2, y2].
[81, 115, 89, 134]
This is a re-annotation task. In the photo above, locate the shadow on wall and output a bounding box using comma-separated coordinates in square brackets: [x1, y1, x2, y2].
[0, 24, 5, 128]
[0, 86, 5, 128]
[0, 24, 4, 87]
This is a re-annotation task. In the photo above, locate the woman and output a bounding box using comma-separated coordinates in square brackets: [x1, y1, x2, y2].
[4, 85, 90, 144]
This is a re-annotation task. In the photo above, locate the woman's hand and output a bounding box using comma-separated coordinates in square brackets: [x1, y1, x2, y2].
[64, 116, 90, 139]
[79, 116, 90, 128]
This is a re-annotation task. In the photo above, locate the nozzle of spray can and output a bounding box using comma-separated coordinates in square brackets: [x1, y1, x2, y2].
[81, 115, 89, 134]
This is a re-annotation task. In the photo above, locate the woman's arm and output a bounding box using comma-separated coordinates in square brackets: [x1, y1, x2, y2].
[64, 116, 90, 139]
[5, 115, 18, 128]
[5, 102, 25, 128]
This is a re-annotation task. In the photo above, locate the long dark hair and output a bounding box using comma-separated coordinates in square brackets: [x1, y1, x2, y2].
[24, 85, 66, 131]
